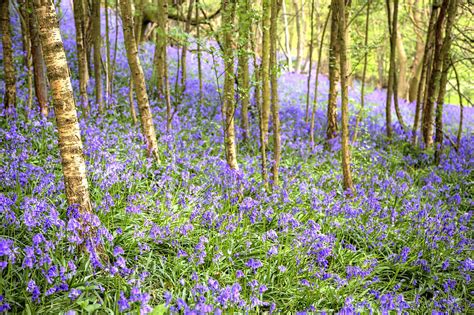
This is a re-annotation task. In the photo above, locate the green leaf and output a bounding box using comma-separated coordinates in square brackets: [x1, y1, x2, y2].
[84, 303, 102, 313]
[149, 304, 168, 315]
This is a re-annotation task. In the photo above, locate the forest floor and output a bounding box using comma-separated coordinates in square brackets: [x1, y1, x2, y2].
[1, 3, 473, 314]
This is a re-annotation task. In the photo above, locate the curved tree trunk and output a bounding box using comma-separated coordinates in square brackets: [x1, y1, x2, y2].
[120, 0, 161, 162]
[32, 0, 93, 216]
[1, 0, 16, 114]
[222, 0, 239, 170]
[73, 0, 89, 116]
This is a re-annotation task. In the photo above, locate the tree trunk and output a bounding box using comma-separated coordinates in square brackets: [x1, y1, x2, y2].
[411, 3, 438, 145]
[389, 0, 406, 133]
[133, 0, 144, 44]
[305, 0, 316, 123]
[1, 0, 16, 114]
[270, 0, 281, 187]
[128, 80, 138, 125]
[105, 0, 111, 107]
[385, 0, 394, 139]
[153, 0, 167, 97]
[32, 0, 93, 216]
[377, 44, 385, 89]
[120, 0, 161, 162]
[336, 0, 354, 195]
[28, 0, 49, 116]
[310, 8, 330, 148]
[292, 0, 303, 73]
[434, 0, 458, 162]
[344, 0, 352, 86]
[19, 0, 34, 110]
[260, 0, 271, 185]
[422, 0, 449, 148]
[453, 63, 463, 150]
[180, 0, 195, 92]
[92, 0, 103, 113]
[281, 0, 293, 72]
[327, 1, 340, 141]
[352, 0, 370, 143]
[407, 0, 424, 102]
[110, 0, 119, 96]
[222, 0, 239, 170]
[396, 32, 408, 99]
[73, 0, 89, 115]
[196, 0, 203, 104]
[238, 0, 251, 141]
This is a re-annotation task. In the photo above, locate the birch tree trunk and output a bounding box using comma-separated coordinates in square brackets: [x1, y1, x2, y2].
[32, 0, 93, 215]
[120, 0, 161, 162]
